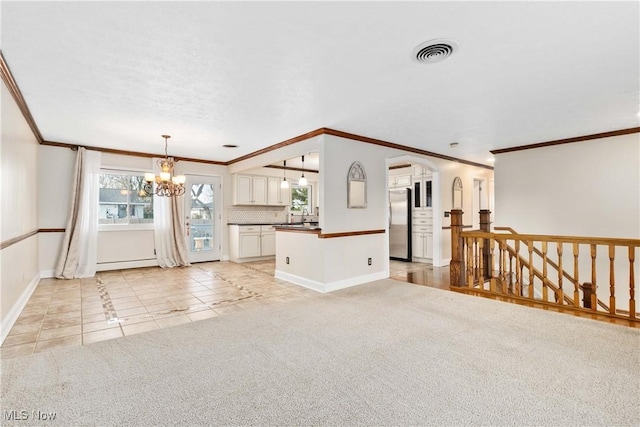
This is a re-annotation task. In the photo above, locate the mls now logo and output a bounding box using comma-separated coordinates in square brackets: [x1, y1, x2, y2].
[4, 410, 29, 421]
[4, 410, 57, 421]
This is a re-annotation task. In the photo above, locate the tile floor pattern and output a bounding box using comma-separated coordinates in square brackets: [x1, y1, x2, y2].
[0, 261, 319, 359]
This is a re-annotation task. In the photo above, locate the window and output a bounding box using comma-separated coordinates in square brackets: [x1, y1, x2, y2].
[291, 184, 312, 212]
[98, 172, 153, 225]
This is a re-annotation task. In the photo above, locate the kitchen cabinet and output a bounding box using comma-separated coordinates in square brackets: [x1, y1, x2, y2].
[238, 226, 260, 258]
[411, 164, 433, 210]
[413, 178, 433, 209]
[412, 209, 433, 262]
[235, 175, 267, 205]
[267, 177, 291, 206]
[230, 225, 276, 261]
[388, 174, 411, 188]
[261, 226, 276, 256]
[412, 165, 431, 179]
[412, 230, 433, 259]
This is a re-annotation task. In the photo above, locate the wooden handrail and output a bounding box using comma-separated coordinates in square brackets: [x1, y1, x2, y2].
[464, 229, 639, 247]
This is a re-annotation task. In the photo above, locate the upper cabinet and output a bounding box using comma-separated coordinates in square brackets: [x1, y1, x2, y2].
[412, 165, 432, 179]
[412, 165, 433, 210]
[267, 177, 291, 206]
[234, 174, 291, 206]
[388, 174, 411, 188]
[234, 175, 267, 205]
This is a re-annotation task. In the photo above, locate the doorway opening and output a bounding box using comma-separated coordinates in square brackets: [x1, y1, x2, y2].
[386, 155, 442, 267]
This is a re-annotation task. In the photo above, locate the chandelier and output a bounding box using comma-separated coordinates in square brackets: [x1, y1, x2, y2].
[143, 135, 186, 197]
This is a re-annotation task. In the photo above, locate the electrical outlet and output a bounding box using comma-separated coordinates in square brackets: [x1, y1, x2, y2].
[368, 257, 372, 266]
[286, 257, 290, 265]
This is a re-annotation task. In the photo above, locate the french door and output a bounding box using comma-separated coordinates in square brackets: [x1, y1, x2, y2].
[184, 175, 222, 263]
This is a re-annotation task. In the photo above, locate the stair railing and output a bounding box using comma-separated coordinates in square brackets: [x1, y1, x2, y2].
[449, 210, 639, 322]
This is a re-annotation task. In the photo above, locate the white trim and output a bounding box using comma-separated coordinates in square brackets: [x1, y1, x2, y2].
[98, 224, 154, 232]
[40, 269, 55, 279]
[1, 273, 40, 345]
[434, 257, 451, 267]
[324, 271, 389, 292]
[233, 255, 276, 263]
[275, 270, 325, 293]
[275, 270, 390, 293]
[385, 155, 443, 266]
[96, 259, 158, 272]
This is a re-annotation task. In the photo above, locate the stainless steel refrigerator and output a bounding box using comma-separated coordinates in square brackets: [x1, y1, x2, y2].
[389, 188, 412, 261]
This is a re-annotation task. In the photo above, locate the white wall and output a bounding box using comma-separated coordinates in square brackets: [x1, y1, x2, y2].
[273, 132, 495, 290]
[494, 133, 639, 238]
[320, 135, 493, 265]
[274, 231, 387, 292]
[494, 133, 640, 308]
[37, 148, 234, 274]
[38, 145, 75, 276]
[1, 82, 40, 342]
[320, 135, 389, 233]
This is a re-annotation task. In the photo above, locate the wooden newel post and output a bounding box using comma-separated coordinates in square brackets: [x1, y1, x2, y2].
[479, 209, 492, 280]
[582, 282, 594, 309]
[450, 209, 466, 287]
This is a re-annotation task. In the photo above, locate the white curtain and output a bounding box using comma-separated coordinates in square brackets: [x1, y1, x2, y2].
[55, 147, 101, 279]
[152, 157, 190, 268]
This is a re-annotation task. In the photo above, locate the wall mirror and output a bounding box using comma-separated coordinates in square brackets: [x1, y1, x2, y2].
[452, 176, 463, 209]
[347, 161, 367, 208]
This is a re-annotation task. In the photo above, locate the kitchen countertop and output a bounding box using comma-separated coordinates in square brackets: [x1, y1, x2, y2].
[273, 224, 322, 233]
[227, 223, 284, 226]
[228, 222, 319, 226]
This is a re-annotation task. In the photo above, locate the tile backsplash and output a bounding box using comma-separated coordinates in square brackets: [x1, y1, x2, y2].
[227, 206, 288, 224]
[227, 206, 319, 224]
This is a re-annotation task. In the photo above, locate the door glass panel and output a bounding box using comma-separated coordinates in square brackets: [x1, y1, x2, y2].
[189, 184, 214, 252]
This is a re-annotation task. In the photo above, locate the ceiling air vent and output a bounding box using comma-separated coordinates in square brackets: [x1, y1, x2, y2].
[413, 39, 459, 64]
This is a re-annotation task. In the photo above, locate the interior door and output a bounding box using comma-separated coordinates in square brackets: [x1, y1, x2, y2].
[184, 175, 221, 263]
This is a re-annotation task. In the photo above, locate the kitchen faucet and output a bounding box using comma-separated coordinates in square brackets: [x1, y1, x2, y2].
[301, 208, 309, 223]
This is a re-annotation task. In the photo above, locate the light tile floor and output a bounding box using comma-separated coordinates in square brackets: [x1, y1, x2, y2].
[1, 261, 320, 359]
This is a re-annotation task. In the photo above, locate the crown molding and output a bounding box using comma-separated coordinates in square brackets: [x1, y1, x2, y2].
[0, 51, 44, 143]
[491, 127, 640, 155]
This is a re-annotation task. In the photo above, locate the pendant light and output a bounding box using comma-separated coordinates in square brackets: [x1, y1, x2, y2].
[298, 155, 308, 186]
[280, 160, 290, 188]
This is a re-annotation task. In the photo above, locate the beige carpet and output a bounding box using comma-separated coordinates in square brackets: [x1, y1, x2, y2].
[1, 279, 639, 426]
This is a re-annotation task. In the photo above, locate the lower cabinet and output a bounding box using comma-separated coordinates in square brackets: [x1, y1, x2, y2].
[231, 225, 276, 262]
[239, 232, 261, 258]
[412, 210, 433, 262]
[261, 231, 276, 256]
[412, 231, 433, 260]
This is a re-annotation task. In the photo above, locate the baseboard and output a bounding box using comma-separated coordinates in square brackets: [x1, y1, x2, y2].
[222, 255, 230, 261]
[435, 257, 451, 267]
[274, 270, 325, 293]
[324, 271, 390, 292]
[1, 272, 40, 345]
[275, 270, 389, 293]
[231, 255, 276, 264]
[40, 269, 55, 279]
[96, 259, 158, 272]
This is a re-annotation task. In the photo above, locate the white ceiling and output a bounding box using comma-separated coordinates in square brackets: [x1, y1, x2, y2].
[2, 1, 639, 166]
